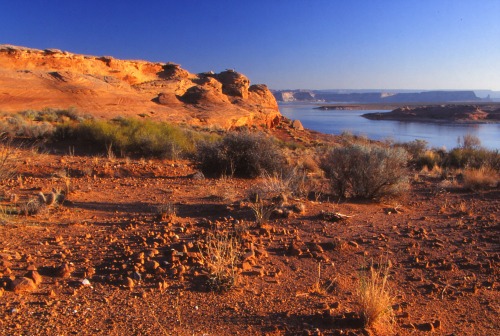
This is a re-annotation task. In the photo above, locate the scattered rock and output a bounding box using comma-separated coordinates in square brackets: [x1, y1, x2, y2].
[10, 277, 37, 293]
[25, 270, 42, 285]
[123, 277, 135, 289]
[145, 260, 160, 272]
[55, 262, 75, 278]
[417, 322, 434, 332]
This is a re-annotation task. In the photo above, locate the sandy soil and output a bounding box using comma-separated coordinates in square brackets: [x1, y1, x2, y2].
[0, 132, 498, 336]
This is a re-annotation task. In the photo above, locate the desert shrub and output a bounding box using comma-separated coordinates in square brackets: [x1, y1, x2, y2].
[399, 139, 427, 160]
[415, 150, 443, 170]
[462, 167, 499, 190]
[62, 118, 211, 159]
[320, 144, 409, 199]
[444, 147, 500, 170]
[20, 108, 85, 123]
[457, 134, 481, 150]
[0, 109, 88, 139]
[197, 131, 287, 178]
[338, 130, 370, 145]
[357, 261, 394, 333]
[0, 115, 54, 139]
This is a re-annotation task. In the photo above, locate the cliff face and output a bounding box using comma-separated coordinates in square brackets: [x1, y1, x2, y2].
[0, 45, 280, 128]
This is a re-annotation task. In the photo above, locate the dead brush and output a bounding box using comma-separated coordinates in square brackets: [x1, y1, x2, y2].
[309, 262, 336, 296]
[19, 198, 46, 216]
[0, 138, 17, 181]
[357, 260, 395, 333]
[198, 232, 241, 291]
[38, 190, 66, 206]
[156, 203, 177, 221]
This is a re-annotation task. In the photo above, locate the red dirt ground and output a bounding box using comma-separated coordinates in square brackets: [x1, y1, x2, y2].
[0, 136, 498, 336]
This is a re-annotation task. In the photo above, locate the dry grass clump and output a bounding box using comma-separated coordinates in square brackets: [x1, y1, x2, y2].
[462, 167, 499, 190]
[156, 202, 177, 221]
[357, 261, 395, 333]
[309, 262, 335, 296]
[248, 172, 295, 224]
[0, 141, 16, 182]
[249, 195, 275, 225]
[198, 232, 241, 291]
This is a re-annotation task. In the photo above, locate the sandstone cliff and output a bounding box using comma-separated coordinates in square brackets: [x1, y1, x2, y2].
[0, 45, 280, 128]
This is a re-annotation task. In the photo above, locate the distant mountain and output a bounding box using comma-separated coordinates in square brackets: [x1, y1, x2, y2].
[272, 89, 484, 104]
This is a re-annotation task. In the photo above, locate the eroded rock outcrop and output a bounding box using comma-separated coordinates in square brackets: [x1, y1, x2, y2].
[0, 45, 280, 128]
[363, 105, 500, 122]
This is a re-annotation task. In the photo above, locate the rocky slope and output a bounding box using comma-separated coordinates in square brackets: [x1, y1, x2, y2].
[0, 45, 280, 128]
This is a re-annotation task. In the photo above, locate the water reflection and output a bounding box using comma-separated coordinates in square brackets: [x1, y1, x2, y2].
[280, 103, 500, 150]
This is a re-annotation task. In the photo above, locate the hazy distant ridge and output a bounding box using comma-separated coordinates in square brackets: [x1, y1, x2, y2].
[272, 90, 485, 103]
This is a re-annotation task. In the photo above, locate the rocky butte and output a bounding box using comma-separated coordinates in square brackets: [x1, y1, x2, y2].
[0, 45, 280, 128]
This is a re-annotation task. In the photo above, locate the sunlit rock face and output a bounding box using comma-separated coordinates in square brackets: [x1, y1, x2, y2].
[0, 45, 281, 129]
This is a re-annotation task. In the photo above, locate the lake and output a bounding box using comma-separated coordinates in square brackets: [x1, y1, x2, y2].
[279, 103, 500, 150]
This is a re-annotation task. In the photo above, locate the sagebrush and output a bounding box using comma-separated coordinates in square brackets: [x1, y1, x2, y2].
[197, 131, 287, 178]
[320, 144, 409, 199]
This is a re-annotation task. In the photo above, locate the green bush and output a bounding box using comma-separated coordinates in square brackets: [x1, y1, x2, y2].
[197, 131, 287, 178]
[444, 147, 500, 170]
[399, 139, 428, 160]
[320, 144, 409, 199]
[56, 118, 216, 159]
[19, 108, 84, 123]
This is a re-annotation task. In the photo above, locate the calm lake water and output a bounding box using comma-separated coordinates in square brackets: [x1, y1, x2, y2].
[279, 103, 500, 150]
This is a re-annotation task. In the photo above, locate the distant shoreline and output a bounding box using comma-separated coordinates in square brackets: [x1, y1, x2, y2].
[359, 104, 500, 124]
[314, 101, 500, 112]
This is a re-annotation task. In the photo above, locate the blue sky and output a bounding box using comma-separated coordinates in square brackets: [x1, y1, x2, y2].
[1, 0, 499, 90]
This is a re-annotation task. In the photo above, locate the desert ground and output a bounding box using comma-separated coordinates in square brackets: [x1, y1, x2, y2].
[0, 122, 498, 336]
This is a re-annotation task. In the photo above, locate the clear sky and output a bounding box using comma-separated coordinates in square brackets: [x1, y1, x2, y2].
[1, 0, 499, 90]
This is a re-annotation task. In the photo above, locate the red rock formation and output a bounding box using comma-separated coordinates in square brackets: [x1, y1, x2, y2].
[0, 45, 280, 128]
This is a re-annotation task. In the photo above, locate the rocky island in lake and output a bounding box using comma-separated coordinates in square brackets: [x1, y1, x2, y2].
[362, 104, 500, 123]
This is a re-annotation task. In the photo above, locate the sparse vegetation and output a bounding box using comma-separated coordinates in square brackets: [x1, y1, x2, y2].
[462, 167, 499, 190]
[0, 140, 16, 182]
[156, 202, 177, 221]
[198, 232, 241, 291]
[444, 147, 500, 170]
[357, 260, 394, 333]
[320, 144, 409, 200]
[66, 118, 213, 159]
[249, 195, 275, 225]
[19, 197, 46, 216]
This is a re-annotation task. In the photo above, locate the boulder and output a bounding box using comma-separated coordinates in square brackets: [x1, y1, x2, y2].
[159, 63, 190, 80]
[10, 277, 37, 293]
[215, 70, 250, 99]
[291, 119, 304, 130]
